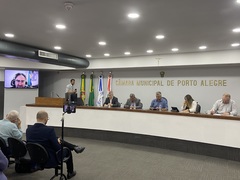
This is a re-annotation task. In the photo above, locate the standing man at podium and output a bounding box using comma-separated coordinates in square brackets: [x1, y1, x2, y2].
[66, 79, 75, 93]
[66, 79, 76, 103]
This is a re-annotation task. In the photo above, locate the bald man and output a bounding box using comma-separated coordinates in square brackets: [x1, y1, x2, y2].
[210, 93, 237, 116]
[26, 110, 85, 179]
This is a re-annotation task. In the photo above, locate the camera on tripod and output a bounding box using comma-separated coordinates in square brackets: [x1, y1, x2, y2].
[64, 91, 78, 114]
[63, 103, 76, 114]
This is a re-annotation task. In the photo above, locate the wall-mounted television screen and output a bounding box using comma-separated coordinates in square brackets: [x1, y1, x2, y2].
[4, 70, 39, 89]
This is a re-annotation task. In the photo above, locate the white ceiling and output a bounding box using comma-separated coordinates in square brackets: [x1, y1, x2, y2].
[0, 0, 240, 60]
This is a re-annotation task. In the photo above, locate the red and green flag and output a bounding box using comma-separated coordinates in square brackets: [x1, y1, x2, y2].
[88, 73, 94, 106]
[80, 73, 86, 103]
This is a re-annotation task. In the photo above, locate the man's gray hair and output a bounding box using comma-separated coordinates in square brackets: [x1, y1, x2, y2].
[6, 110, 19, 121]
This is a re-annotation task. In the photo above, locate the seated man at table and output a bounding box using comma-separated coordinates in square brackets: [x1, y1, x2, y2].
[209, 93, 237, 116]
[124, 93, 143, 109]
[103, 91, 120, 107]
[149, 91, 168, 111]
[26, 110, 85, 179]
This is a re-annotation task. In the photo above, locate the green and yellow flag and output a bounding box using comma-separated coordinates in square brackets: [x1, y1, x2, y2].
[88, 73, 94, 106]
[80, 73, 86, 103]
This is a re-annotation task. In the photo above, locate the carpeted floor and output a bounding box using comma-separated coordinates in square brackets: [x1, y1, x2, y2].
[4, 137, 240, 180]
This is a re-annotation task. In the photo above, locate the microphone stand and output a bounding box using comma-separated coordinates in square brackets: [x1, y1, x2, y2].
[60, 112, 67, 180]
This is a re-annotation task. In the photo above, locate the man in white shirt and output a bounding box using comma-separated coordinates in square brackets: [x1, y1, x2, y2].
[210, 93, 237, 116]
[66, 79, 75, 93]
[65, 79, 76, 103]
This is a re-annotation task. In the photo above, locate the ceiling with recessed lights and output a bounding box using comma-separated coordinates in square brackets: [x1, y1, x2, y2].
[0, 0, 240, 59]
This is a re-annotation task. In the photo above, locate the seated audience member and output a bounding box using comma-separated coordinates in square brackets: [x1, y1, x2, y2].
[0, 150, 8, 180]
[0, 110, 23, 157]
[181, 94, 197, 113]
[150, 91, 168, 111]
[124, 93, 143, 109]
[210, 93, 237, 116]
[103, 91, 119, 107]
[26, 110, 85, 179]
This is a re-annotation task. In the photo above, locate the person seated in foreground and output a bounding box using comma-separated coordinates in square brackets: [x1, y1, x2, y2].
[103, 91, 119, 107]
[26, 110, 85, 179]
[209, 93, 237, 116]
[124, 93, 143, 109]
[0, 110, 23, 157]
[0, 150, 8, 180]
[149, 91, 168, 111]
[181, 94, 197, 113]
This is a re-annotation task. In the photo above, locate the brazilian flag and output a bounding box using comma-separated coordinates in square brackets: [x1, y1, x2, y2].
[88, 73, 94, 106]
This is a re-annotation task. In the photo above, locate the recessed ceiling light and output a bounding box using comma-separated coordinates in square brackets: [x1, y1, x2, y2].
[124, 52, 131, 55]
[56, 24, 66, 29]
[4, 33, 14, 38]
[54, 46, 62, 50]
[155, 35, 165, 39]
[99, 41, 106, 46]
[86, 54, 92, 58]
[237, 0, 240, 3]
[171, 48, 179, 52]
[146, 50, 153, 53]
[104, 53, 110, 56]
[232, 28, 240, 33]
[231, 43, 240, 47]
[127, 13, 140, 19]
[199, 46, 207, 50]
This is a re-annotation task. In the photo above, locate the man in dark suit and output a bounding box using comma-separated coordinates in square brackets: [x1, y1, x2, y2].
[124, 93, 143, 109]
[26, 110, 85, 179]
[103, 91, 120, 107]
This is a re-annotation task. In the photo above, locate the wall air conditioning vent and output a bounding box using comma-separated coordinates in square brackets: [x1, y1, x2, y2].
[38, 50, 58, 60]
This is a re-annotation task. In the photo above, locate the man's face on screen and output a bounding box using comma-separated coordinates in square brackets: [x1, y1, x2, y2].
[15, 75, 26, 88]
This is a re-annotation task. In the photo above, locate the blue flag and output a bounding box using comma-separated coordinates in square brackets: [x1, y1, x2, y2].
[96, 75, 104, 107]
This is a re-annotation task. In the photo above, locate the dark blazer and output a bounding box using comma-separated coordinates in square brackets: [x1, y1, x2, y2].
[124, 98, 143, 109]
[103, 96, 119, 107]
[26, 123, 60, 168]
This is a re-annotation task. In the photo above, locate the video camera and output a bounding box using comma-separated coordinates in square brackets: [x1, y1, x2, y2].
[63, 103, 76, 114]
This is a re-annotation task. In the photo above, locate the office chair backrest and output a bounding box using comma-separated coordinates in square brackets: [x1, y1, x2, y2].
[7, 137, 27, 158]
[26, 143, 49, 167]
[0, 137, 7, 151]
[196, 103, 201, 113]
[162, 97, 168, 103]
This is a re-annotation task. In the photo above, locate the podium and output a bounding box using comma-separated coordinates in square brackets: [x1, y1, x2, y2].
[35, 97, 65, 106]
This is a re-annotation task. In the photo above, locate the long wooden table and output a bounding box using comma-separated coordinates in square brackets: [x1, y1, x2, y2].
[21, 105, 240, 148]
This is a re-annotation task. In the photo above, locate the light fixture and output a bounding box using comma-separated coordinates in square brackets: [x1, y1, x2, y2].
[55, 24, 66, 29]
[99, 41, 106, 46]
[199, 46, 207, 50]
[155, 35, 165, 39]
[171, 48, 179, 52]
[124, 52, 131, 55]
[231, 43, 240, 47]
[54, 46, 62, 50]
[237, 0, 240, 3]
[4, 33, 14, 38]
[232, 28, 240, 33]
[146, 50, 153, 53]
[104, 53, 110, 56]
[86, 54, 92, 58]
[127, 13, 140, 19]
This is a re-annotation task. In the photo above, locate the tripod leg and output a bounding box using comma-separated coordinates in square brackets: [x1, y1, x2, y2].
[59, 174, 67, 180]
